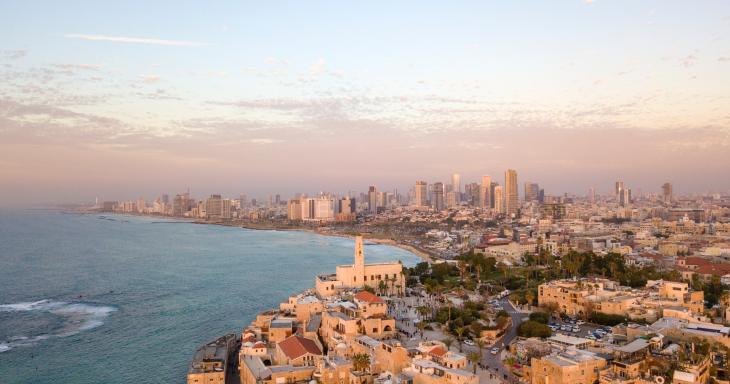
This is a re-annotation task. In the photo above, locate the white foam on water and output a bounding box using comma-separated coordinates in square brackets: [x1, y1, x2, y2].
[0, 299, 62, 312]
[0, 300, 116, 352]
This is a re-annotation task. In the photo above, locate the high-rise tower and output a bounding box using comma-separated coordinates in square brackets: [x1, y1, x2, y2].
[480, 175, 492, 210]
[451, 173, 461, 203]
[415, 181, 428, 207]
[505, 169, 518, 216]
[432, 182, 445, 211]
[494, 185, 504, 214]
[661, 182, 673, 204]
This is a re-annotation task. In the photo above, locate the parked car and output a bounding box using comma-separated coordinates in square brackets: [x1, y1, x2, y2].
[491, 347, 500, 355]
[576, 320, 586, 325]
[464, 339, 475, 346]
[585, 334, 597, 340]
[572, 326, 580, 333]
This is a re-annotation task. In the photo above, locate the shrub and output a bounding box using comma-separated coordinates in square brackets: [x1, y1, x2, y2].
[589, 312, 626, 326]
[517, 320, 552, 338]
[529, 312, 550, 324]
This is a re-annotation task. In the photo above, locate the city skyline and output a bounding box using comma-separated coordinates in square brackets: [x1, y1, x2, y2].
[2, 1, 730, 206]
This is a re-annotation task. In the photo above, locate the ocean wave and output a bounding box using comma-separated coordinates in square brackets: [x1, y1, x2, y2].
[0, 300, 116, 353]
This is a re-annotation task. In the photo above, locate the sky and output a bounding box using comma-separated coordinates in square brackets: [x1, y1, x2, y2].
[1, 1, 729, 205]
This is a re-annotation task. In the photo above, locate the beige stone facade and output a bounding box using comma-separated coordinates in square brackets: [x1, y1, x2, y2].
[316, 236, 405, 297]
[537, 278, 704, 320]
[528, 349, 607, 384]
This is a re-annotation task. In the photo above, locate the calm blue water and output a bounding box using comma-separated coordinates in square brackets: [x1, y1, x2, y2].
[0, 210, 420, 383]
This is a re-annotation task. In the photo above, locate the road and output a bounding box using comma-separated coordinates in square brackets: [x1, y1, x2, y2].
[462, 297, 528, 383]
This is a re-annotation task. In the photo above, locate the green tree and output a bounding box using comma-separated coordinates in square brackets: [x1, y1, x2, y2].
[378, 280, 387, 295]
[455, 327, 466, 352]
[352, 353, 370, 372]
[467, 352, 481, 374]
[529, 312, 550, 324]
[516, 321, 552, 338]
[475, 338, 486, 360]
[443, 337, 454, 351]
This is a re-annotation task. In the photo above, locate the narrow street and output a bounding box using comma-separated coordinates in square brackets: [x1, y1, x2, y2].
[475, 298, 529, 383]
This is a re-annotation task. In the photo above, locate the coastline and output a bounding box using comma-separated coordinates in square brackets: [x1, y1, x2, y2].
[70, 209, 435, 263]
[229, 222, 435, 263]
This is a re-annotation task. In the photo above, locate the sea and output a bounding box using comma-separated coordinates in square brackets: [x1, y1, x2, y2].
[0, 210, 421, 383]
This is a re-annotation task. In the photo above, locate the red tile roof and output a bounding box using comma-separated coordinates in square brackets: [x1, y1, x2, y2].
[278, 336, 322, 360]
[429, 346, 448, 357]
[684, 257, 711, 266]
[696, 263, 730, 276]
[354, 291, 385, 304]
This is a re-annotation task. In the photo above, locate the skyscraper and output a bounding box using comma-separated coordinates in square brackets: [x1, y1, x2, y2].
[337, 197, 356, 214]
[662, 182, 673, 204]
[615, 181, 624, 200]
[589, 187, 596, 204]
[206, 194, 222, 218]
[505, 169, 518, 216]
[480, 175, 492, 210]
[432, 182, 445, 211]
[415, 181, 428, 207]
[620, 188, 631, 207]
[464, 182, 479, 206]
[494, 185, 504, 214]
[524, 182, 539, 202]
[368, 186, 377, 213]
[446, 191, 457, 209]
[221, 199, 232, 219]
[451, 173, 461, 202]
[287, 199, 303, 220]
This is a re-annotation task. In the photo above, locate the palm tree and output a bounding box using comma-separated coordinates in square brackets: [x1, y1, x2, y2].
[352, 353, 370, 372]
[467, 352, 480, 374]
[475, 338, 486, 360]
[416, 321, 427, 339]
[443, 337, 454, 351]
[455, 327, 466, 352]
[458, 260, 468, 281]
[378, 280, 387, 295]
[525, 290, 535, 306]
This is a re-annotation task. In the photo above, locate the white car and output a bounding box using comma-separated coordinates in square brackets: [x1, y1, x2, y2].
[490, 347, 499, 355]
[572, 326, 581, 333]
[576, 320, 586, 325]
[464, 339, 475, 346]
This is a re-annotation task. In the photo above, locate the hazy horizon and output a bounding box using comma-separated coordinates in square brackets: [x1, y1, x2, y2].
[2, 1, 729, 206]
